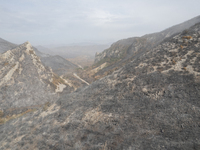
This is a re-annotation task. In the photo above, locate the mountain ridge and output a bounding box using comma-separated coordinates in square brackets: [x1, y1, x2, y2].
[0, 38, 79, 76]
[0, 41, 74, 116]
[92, 15, 200, 80]
[0, 19, 200, 150]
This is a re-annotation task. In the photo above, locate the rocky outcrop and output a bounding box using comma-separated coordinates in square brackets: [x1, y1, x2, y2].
[0, 22, 200, 150]
[0, 38, 77, 76]
[0, 42, 73, 114]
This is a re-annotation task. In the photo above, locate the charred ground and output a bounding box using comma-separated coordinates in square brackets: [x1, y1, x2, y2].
[0, 22, 200, 150]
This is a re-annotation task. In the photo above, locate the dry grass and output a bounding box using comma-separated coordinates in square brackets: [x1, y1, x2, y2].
[52, 74, 66, 86]
[180, 45, 183, 49]
[0, 110, 3, 118]
[29, 50, 35, 55]
[0, 110, 4, 124]
[172, 60, 176, 65]
[183, 67, 187, 71]
[99, 142, 107, 150]
[0, 119, 5, 124]
[43, 102, 51, 111]
[182, 36, 192, 39]
[3, 62, 9, 66]
[12, 64, 16, 68]
[0, 109, 36, 125]
[157, 68, 163, 72]
[94, 75, 101, 80]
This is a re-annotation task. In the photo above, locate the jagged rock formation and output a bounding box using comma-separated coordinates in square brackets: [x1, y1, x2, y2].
[41, 55, 78, 76]
[0, 37, 79, 76]
[0, 21, 200, 149]
[0, 38, 17, 53]
[93, 15, 200, 79]
[0, 42, 73, 115]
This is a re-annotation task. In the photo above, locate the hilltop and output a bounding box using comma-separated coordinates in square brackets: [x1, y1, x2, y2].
[0, 42, 73, 116]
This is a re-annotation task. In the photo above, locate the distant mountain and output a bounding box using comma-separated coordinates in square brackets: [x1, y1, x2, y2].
[0, 37, 17, 53]
[35, 45, 54, 56]
[93, 15, 200, 79]
[45, 44, 110, 59]
[1, 21, 200, 150]
[33, 49, 79, 76]
[67, 55, 94, 67]
[33, 47, 50, 57]
[0, 42, 73, 115]
[36, 44, 109, 75]
[41, 55, 78, 76]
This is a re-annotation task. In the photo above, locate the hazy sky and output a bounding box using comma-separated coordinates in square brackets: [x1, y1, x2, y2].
[0, 0, 199, 46]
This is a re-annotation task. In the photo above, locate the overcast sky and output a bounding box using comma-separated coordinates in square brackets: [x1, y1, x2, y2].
[0, 0, 199, 46]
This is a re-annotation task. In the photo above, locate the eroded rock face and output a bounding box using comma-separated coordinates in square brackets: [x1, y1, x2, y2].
[0, 24, 200, 150]
[0, 42, 73, 113]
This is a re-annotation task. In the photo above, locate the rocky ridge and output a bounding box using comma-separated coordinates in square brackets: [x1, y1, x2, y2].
[0, 37, 79, 77]
[0, 42, 74, 115]
[0, 22, 200, 149]
[93, 15, 200, 79]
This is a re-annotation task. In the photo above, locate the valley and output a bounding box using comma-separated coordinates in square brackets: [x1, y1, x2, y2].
[0, 15, 200, 150]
